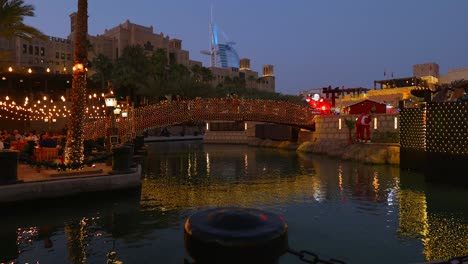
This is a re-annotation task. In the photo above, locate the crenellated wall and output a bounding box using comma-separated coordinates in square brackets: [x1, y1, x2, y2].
[334, 87, 414, 110]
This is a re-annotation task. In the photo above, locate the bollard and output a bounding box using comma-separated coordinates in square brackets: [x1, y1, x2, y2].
[0, 150, 20, 185]
[111, 145, 133, 173]
[123, 143, 138, 168]
[134, 135, 145, 151]
[123, 143, 134, 154]
[184, 207, 288, 264]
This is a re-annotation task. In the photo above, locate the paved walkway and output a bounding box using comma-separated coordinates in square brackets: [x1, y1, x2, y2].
[144, 135, 203, 142]
[16, 162, 112, 183]
[1, 162, 141, 204]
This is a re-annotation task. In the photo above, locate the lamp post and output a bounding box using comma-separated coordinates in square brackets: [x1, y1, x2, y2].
[113, 106, 121, 116]
[104, 88, 117, 150]
[121, 106, 130, 142]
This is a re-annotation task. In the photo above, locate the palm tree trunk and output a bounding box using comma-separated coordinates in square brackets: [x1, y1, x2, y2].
[64, 0, 88, 166]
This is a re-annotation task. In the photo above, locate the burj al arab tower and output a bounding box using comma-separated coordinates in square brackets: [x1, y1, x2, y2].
[201, 8, 240, 68]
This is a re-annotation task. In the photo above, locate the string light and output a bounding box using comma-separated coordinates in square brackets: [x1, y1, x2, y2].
[400, 102, 467, 155]
[0, 93, 107, 122]
[83, 98, 317, 140]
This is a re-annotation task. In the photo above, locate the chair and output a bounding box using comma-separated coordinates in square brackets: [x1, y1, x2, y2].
[9, 141, 18, 150]
[16, 141, 27, 151]
[34, 147, 59, 162]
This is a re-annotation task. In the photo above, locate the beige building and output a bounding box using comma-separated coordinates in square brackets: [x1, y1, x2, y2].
[438, 67, 468, 84]
[1, 13, 274, 93]
[69, 13, 195, 68]
[0, 35, 73, 74]
[208, 59, 274, 92]
[413, 62, 468, 85]
[413, 62, 439, 78]
[70, 14, 275, 92]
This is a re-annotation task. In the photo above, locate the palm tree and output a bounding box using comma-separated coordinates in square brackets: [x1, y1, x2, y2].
[90, 54, 113, 89]
[344, 118, 356, 144]
[167, 63, 192, 97]
[64, 0, 88, 167]
[200, 66, 213, 83]
[143, 48, 169, 99]
[0, 0, 46, 60]
[112, 45, 149, 105]
[0, 0, 45, 40]
[190, 64, 203, 83]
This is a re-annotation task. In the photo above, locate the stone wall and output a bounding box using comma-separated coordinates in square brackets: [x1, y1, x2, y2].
[247, 137, 400, 165]
[204, 131, 250, 144]
[301, 113, 400, 144]
[204, 117, 401, 165]
[296, 141, 400, 165]
[203, 121, 267, 144]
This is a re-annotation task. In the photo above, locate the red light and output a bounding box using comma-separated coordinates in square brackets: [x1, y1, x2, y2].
[321, 106, 326, 111]
[259, 214, 268, 221]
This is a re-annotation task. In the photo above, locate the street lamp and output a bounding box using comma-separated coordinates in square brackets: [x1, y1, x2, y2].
[113, 106, 121, 116]
[104, 88, 118, 150]
[104, 91, 117, 109]
[120, 107, 131, 142]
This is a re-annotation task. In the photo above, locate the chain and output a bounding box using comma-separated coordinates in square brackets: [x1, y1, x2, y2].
[184, 250, 346, 264]
[448, 255, 468, 264]
[430, 255, 468, 264]
[287, 248, 346, 264]
[183, 252, 468, 264]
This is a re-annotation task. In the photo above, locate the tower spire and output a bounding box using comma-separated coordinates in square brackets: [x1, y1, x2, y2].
[201, 3, 240, 68]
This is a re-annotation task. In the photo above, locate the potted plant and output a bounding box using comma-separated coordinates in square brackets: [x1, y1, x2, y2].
[344, 118, 356, 144]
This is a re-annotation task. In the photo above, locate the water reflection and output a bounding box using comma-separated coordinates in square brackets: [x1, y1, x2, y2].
[0, 189, 147, 263]
[142, 143, 321, 210]
[399, 172, 468, 261]
[0, 141, 466, 263]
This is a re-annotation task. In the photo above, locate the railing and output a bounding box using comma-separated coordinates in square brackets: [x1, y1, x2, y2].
[84, 98, 317, 140]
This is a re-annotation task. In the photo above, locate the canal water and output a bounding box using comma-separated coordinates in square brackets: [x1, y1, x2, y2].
[1, 141, 467, 264]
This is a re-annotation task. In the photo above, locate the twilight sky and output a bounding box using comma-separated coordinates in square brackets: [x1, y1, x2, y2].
[24, 0, 468, 95]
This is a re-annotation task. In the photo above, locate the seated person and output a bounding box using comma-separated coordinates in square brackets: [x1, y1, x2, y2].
[13, 129, 23, 141]
[39, 132, 58, 148]
[3, 133, 16, 149]
[25, 130, 39, 144]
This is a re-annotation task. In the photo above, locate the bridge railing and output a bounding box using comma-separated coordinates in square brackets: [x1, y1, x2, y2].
[84, 98, 317, 140]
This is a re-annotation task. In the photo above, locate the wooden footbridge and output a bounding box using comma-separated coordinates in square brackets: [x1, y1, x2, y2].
[84, 98, 319, 140]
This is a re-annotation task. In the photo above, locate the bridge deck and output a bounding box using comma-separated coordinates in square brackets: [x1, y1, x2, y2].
[84, 98, 318, 140]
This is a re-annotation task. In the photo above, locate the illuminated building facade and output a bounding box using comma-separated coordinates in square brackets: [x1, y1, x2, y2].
[69, 13, 197, 68]
[0, 14, 198, 78]
[1, 12, 274, 93]
[208, 61, 275, 92]
[0, 35, 74, 74]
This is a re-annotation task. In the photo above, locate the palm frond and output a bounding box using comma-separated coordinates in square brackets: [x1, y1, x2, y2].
[0, 0, 45, 41]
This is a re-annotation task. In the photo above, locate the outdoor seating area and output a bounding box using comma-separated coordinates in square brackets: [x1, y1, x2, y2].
[34, 147, 60, 162]
[0, 129, 69, 165]
[8, 141, 27, 151]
